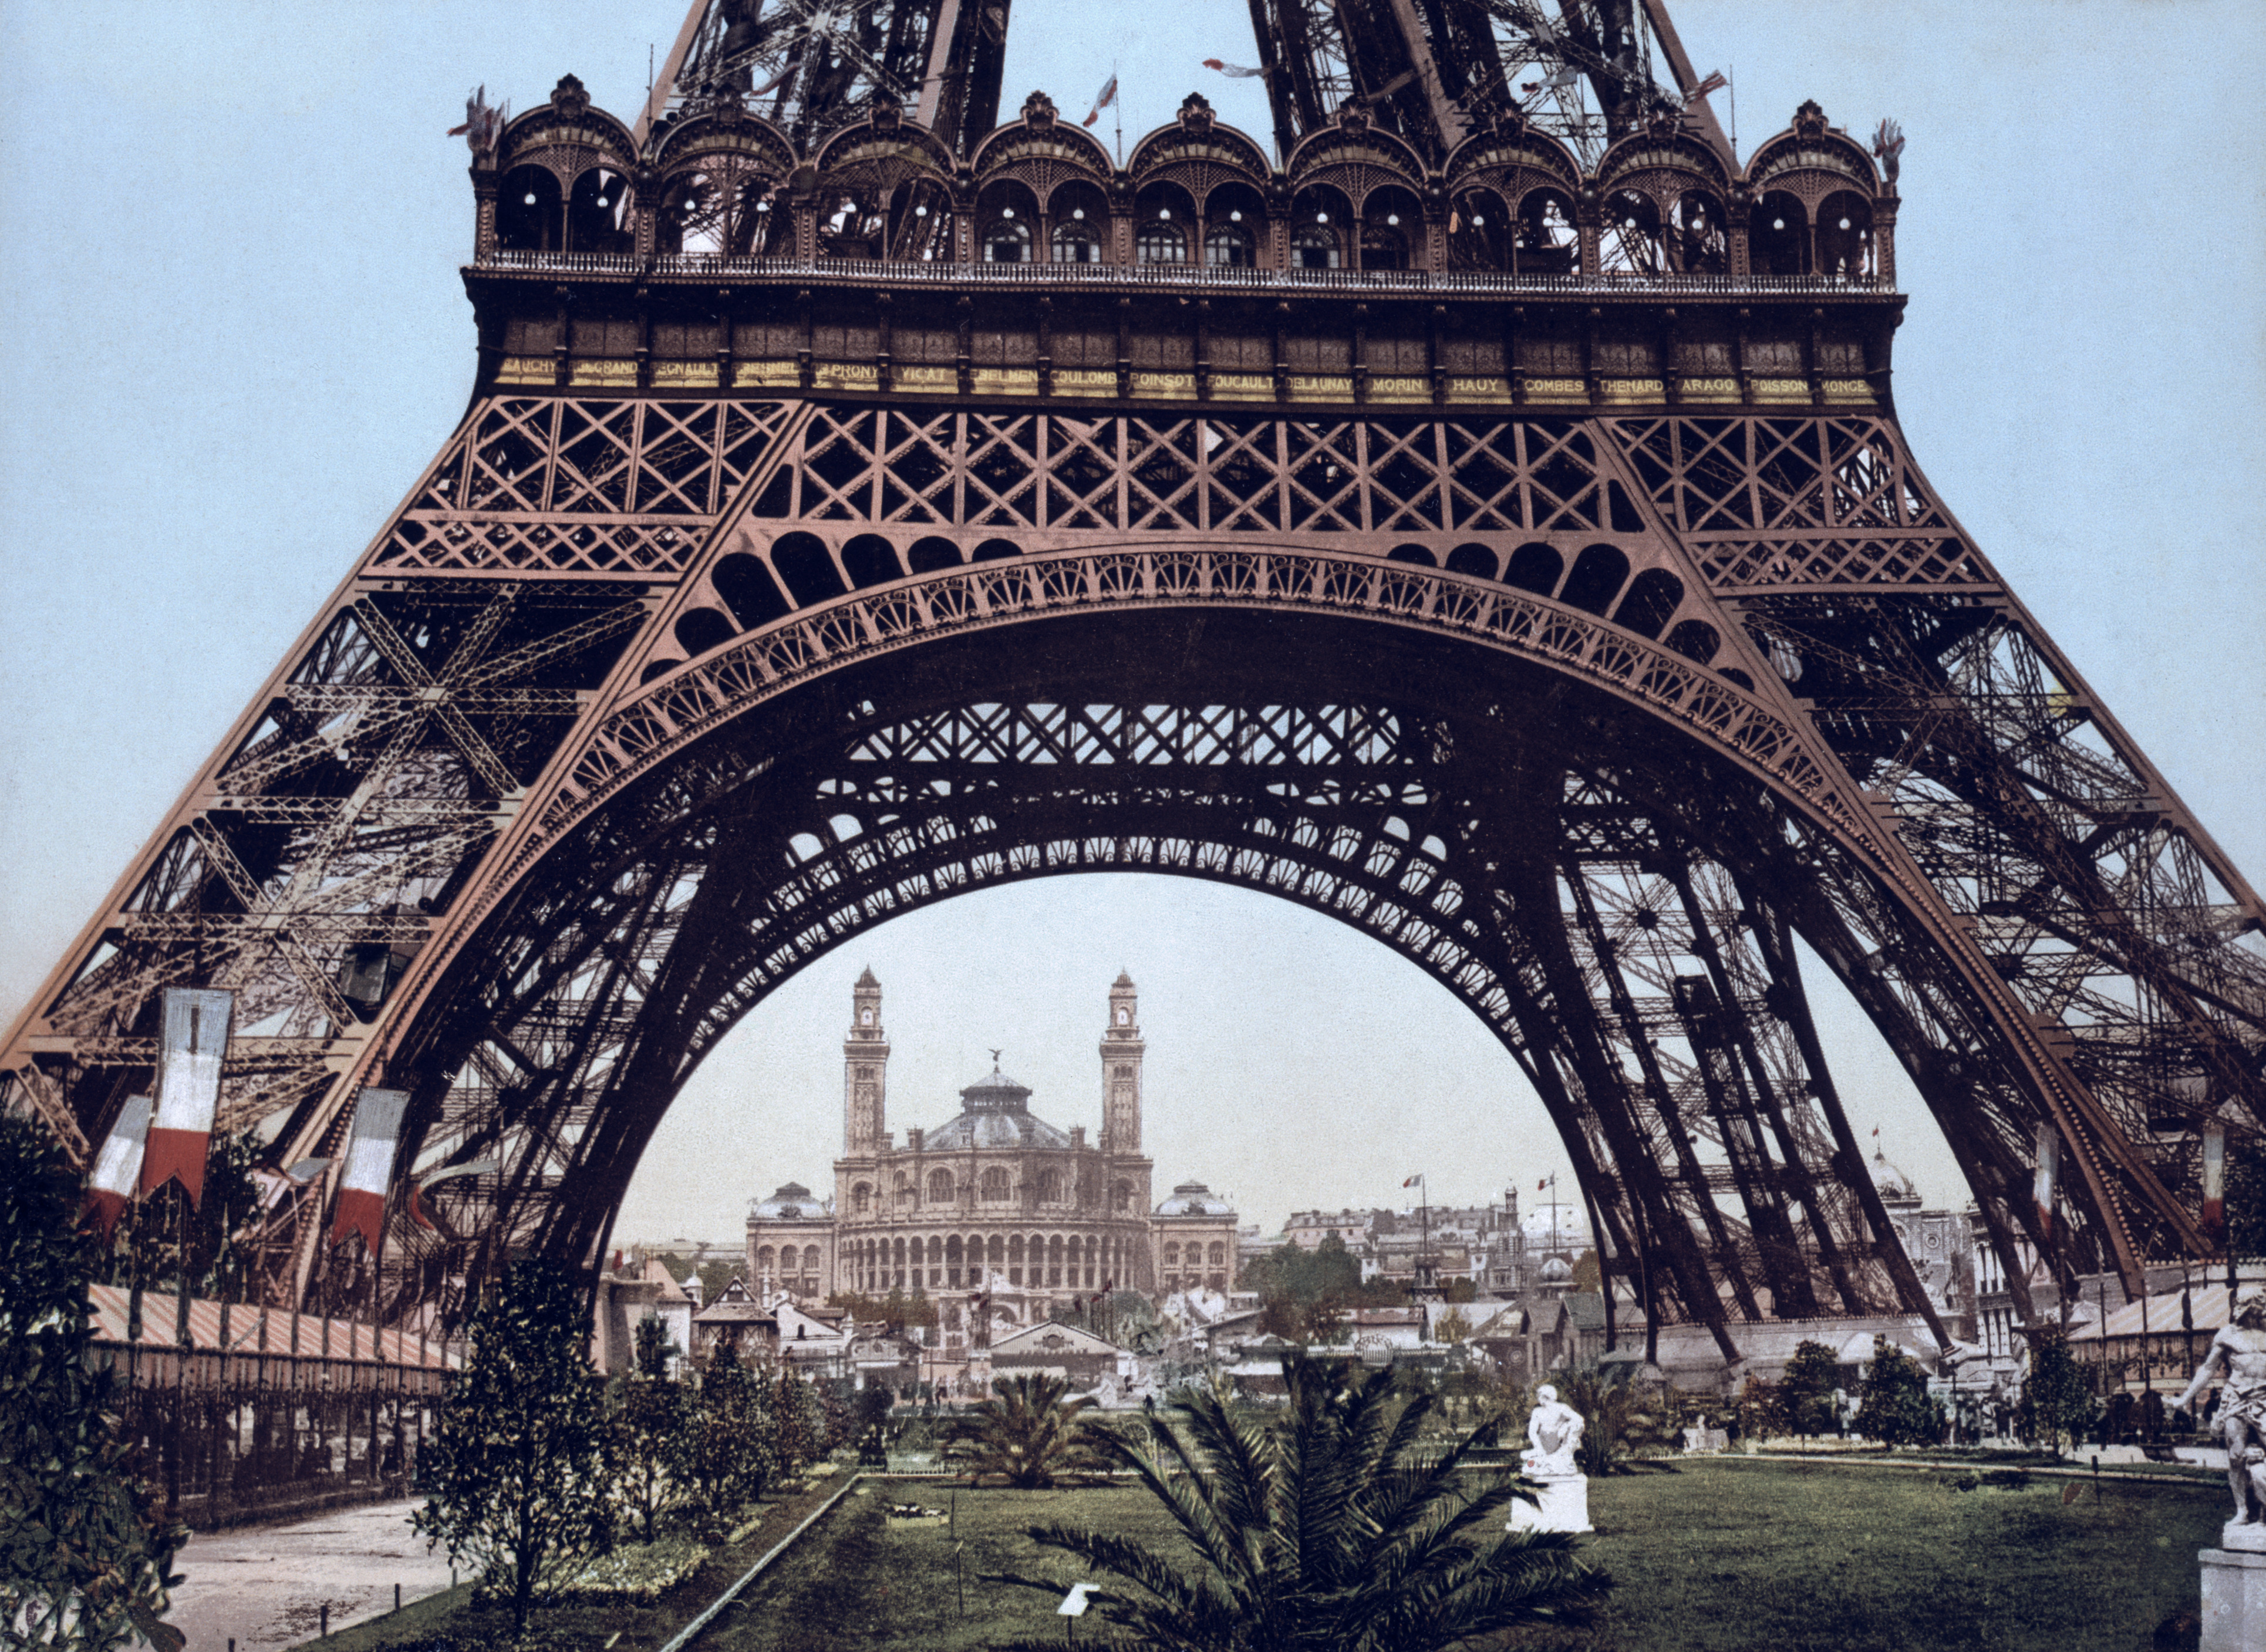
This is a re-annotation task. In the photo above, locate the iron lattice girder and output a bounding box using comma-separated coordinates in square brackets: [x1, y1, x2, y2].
[4, 365, 2261, 1329]
[662, 0, 1007, 154]
[382, 660, 1932, 1337]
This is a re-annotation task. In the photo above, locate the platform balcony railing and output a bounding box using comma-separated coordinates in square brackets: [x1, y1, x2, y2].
[471, 245, 1896, 296]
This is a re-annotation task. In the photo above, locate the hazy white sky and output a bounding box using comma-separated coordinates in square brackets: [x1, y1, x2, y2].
[1, 1, 2259, 1243]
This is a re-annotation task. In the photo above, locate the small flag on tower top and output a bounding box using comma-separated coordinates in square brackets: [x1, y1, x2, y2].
[1202, 59, 1267, 79]
[1083, 75, 1117, 129]
[1683, 70, 1728, 106]
[1402, 1173, 1424, 1187]
[1538, 1177, 1548, 1191]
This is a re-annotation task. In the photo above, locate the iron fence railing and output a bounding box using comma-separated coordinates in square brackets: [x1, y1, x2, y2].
[94, 1342, 454, 1529]
[471, 247, 1896, 297]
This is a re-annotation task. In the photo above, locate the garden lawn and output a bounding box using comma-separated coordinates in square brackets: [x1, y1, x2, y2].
[698, 1461, 2223, 1652]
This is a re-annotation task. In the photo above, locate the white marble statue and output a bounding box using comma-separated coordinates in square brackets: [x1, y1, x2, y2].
[1525, 1384, 1585, 1475]
[1509, 1385, 1594, 1534]
[2176, 1287, 2266, 1544]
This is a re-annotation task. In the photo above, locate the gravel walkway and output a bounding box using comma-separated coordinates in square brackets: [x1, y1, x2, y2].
[147, 1498, 456, 1651]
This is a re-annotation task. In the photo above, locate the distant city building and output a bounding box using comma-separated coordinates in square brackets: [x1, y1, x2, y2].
[1282, 1196, 1536, 1293]
[744, 970, 1238, 1360]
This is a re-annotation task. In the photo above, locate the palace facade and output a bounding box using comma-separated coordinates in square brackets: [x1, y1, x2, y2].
[746, 971, 1239, 1344]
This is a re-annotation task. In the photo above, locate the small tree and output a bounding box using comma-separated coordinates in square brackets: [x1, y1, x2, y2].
[1570, 1249, 1603, 1293]
[771, 1366, 824, 1476]
[608, 1373, 686, 1543]
[2019, 1330, 2093, 1457]
[1781, 1340, 1842, 1441]
[1853, 1337, 1937, 1449]
[632, 1313, 676, 1381]
[671, 1346, 777, 1523]
[1435, 1307, 1476, 1344]
[962, 1373, 1106, 1488]
[0, 1112, 188, 1652]
[412, 1259, 612, 1631]
[1732, 1377, 1788, 1444]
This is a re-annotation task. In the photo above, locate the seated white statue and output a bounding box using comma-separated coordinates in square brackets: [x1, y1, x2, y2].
[1526, 1384, 1585, 1476]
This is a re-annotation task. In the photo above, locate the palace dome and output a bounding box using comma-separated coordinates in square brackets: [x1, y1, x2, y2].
[1870, 1144, 1921, 1206]
[1155, 1180, 1235, 1216]
[923, 1061, 1074, 1148]
[751, 1181, 829, 1220]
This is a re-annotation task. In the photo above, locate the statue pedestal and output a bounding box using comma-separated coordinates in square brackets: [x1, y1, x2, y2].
[2200, 1543, 2266, 1652]
[1508, 1471, 1592, 1535]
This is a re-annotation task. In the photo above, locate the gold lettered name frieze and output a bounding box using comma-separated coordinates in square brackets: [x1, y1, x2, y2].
[1050, 369, 1118, 397]
[814, 363, 882, 391]
[1600, 377, 1665, 403]
[1130, 371, 1197, 399]
[1522, 377, 1588, 402]
[650, 360, 720, 388]
[1286, 375, 1354, 402]
[1677, 376, 1741, 402]
[568, 358, 638, 387]
[495, 356, 554, 386]
[1445, 376, 1512, 404]
[972, 368, 1041, 395]
[1366, 376, 1432, 404]
[1749, 378, 1810, 402]
[1208, 372, 1275, 402]
[734, 360, 800, 389]
[1822, 377, 1877, 404]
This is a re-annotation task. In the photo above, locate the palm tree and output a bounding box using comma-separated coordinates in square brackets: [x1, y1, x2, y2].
[961, 1372, 1107, 1489]
[1552, 1363, 1684, 1476]
[989, 1354, 1609, 1651]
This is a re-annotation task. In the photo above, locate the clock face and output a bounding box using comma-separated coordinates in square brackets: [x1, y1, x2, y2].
[1115, 1008, 1128, 1025]
[861, 1009, 873, 1026]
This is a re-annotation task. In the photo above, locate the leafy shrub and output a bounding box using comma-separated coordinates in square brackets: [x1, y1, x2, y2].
[0, 1112, 188, 1652]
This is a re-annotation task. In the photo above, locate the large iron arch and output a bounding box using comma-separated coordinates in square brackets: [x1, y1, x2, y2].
[348, 593, 2135, 1357]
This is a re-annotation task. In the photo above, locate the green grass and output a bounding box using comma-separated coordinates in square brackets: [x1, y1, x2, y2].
[698, 1462, 2222, 1652]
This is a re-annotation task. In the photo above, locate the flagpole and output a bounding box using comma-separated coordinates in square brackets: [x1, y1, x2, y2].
[1419, 1175, 1430, 1295]
[1112, 58, 1122, 170]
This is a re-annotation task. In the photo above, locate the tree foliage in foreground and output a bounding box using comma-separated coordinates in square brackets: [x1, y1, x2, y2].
[960, 1372, 1108, 1488]
[0, 1112, 187, 1652]
[988, 1356, 1609, 1652]
[412, 1259, 612, 1631]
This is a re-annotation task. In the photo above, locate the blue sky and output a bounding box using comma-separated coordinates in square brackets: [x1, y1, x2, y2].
[1, 1, 2258, 1240]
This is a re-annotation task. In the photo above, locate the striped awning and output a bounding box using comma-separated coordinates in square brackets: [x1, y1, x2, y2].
[86, 1283, 455, 1368]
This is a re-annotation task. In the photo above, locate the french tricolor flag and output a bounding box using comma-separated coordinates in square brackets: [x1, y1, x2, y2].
[2032, 1122, 2059, 1240]
[140, 987, 233, 1208]
[85, 1094, 153, 1239]
[331, 1088, 410, 1253]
